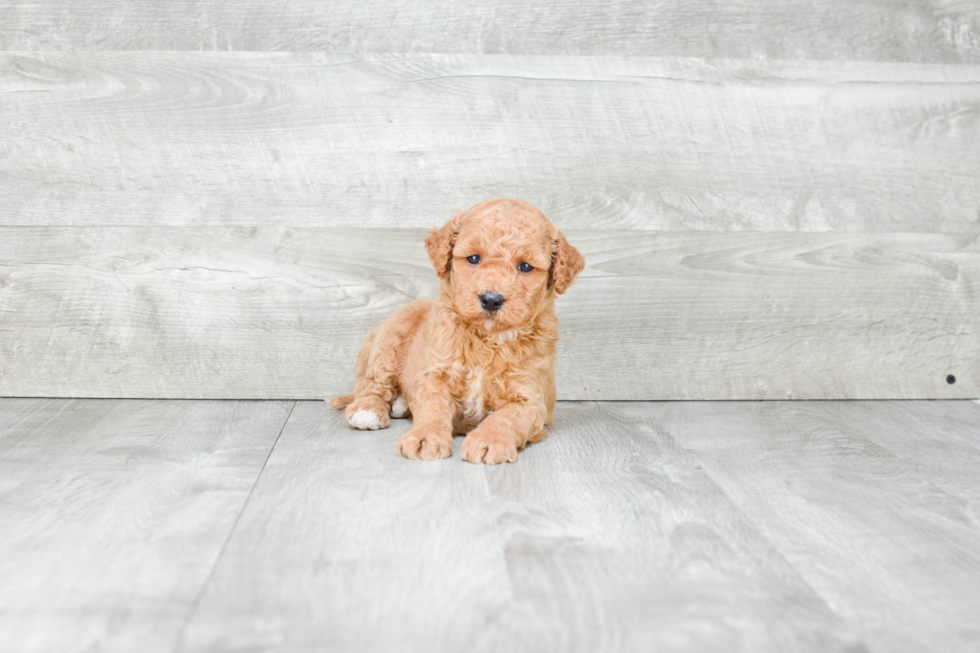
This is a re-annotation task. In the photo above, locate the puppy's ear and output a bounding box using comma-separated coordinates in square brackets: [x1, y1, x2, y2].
[424, 212, 461, 278]
[549, 228, 585, 294]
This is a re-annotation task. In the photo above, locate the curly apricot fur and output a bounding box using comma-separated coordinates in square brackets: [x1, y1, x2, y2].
[329, 199, 584, 464]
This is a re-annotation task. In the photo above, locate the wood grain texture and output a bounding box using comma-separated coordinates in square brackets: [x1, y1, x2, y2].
[0, 227, 976, 400]
[3, 52, 980, 233]
[176, 402, 511, 652]
[0, 398, 293, 653]
[3, 399, 978, 651]
[177, 400, 864, 653]
[1, 0, 978, 63]
[652, 400, 980, 653]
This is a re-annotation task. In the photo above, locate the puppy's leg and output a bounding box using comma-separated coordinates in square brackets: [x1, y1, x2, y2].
[389, 393, 411, 419]
[396, 376, 454, 460]
[461, 400, 546, 465]
[342, 330, 397, 431]
[334, 300, 433, 430]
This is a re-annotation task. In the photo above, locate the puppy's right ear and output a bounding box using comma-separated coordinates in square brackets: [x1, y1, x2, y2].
[549, 227, 585, 295]
[424, 213, 461, 278]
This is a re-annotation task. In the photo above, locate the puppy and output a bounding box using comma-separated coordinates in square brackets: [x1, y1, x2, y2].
[329, 198, 584, 464]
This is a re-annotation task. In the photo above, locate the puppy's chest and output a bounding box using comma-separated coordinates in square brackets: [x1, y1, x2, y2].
[449, 364, 505, 427]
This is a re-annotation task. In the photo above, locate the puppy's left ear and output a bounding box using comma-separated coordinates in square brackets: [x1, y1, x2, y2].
[549, 227, 585, 294]
[424, 212, 461, 278]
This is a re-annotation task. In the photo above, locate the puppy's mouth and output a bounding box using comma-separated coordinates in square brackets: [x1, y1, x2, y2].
[452, 290, 522, 334]
[476, 292, 508, 329]
[478, 311, 512, 336]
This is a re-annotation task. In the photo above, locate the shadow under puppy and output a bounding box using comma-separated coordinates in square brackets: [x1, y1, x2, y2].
[329, 198, 584, 464]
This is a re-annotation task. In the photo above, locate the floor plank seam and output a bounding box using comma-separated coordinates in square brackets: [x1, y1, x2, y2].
[169, 399, 297, 653]
[653, 417, 861, 639]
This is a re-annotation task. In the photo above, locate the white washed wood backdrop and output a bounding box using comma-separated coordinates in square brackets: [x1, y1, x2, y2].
[1, 2, 978, 400]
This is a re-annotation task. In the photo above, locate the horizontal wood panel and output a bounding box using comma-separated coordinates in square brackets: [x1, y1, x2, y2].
[3, 53, 980, 232]
[1, 1, 978, 64]
[0, 227, 976, 400]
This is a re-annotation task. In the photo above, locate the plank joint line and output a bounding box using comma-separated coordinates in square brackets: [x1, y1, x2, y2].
[170, 400, 297, 652]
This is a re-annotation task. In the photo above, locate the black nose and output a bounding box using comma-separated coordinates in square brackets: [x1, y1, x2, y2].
[479, 292, 505, 312]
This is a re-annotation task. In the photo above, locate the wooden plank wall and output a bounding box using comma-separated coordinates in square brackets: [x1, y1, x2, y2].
[1, 2, 978, 400]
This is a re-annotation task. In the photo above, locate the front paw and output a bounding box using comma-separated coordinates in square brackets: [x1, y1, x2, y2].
[460, 427, 518, 465]
[396, 426, 453, 461]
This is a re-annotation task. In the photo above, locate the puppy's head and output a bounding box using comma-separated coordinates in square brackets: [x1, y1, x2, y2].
[425, 199, 584, 335]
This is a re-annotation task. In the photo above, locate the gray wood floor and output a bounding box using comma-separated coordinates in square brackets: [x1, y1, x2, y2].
[2, 398, 978, 652]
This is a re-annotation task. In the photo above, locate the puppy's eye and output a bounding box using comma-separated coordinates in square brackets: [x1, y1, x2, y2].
[467, 255, 481, 265]
[518, 262, 533, 273]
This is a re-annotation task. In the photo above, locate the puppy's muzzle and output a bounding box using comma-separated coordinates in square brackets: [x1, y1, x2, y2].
[479, 292, 505, 312]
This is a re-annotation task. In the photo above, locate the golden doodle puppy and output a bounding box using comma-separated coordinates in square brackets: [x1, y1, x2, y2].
[329, 198, 584, 464]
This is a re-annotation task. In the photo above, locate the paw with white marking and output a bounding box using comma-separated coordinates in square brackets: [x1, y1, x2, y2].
[390, 394, 411, 419]
[343, 396, 390, 430]
[349, 410, 383, 430]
